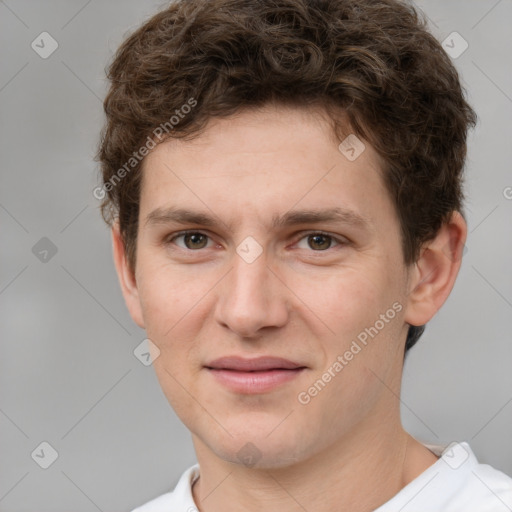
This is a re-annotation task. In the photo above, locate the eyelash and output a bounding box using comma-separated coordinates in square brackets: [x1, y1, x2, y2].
[164, 230, 349, 253]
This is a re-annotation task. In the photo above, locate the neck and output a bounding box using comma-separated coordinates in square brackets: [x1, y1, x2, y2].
[191, 416, 438, 512]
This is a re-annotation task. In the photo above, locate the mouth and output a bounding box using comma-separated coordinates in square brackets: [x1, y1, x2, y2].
[205, 356, 307, 394]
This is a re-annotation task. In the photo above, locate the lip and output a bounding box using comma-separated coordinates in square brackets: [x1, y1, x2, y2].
[205, 356, 307, 394]
[206, 356, 305, 371]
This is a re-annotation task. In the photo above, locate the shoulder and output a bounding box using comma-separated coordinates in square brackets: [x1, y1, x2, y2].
[131, 464, 200, 512]
[376, 442, 512, 512]
[131, 492, 174, 512]
[448, 454, 512, 511]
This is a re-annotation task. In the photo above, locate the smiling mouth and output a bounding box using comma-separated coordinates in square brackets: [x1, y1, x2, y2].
[205, 356, 307, 394]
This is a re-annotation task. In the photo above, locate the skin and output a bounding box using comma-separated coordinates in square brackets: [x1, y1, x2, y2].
[113, 104, 466, 512]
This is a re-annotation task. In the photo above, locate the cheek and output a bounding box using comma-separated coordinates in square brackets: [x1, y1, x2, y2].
[136, 267, 207, 419]
[295, 262, 406, 376]
[138, 281, 177, 340]
[302, 267, 386, 337]
[136, 258, 198, 333]
[135, 256, 216, 366]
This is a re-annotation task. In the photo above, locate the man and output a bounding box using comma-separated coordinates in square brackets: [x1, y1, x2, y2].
[96, 0, 512, 510]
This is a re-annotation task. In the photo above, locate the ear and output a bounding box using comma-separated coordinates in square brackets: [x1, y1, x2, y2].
[404, 211, 467, 327]
[111, 221, 145, 329]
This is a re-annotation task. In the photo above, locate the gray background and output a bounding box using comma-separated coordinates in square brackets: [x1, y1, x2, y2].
[1, 1, 511, 510]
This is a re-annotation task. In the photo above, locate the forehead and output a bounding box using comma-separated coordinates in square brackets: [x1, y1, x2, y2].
[139, 105, 395, 231]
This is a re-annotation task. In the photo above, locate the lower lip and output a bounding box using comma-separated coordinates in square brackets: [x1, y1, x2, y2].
[206, 368, 305, 394]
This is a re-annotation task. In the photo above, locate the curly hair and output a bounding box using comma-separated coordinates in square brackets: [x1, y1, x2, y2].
[97, 0, 476, 352]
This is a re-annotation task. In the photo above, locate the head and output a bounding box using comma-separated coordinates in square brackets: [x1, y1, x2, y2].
[98, 0, 475, 468]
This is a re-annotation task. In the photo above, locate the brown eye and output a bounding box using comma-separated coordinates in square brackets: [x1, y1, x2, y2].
[183, 232, 209, 249]
[295, 232, 347, 252]
[167, 231, 213, 250]
[307, 234, 334, 251]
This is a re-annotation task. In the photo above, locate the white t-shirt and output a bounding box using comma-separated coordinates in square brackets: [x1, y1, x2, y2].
[132, 442, 512, 512]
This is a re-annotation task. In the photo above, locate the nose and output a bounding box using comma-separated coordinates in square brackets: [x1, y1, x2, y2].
[214, 247, 289, 339]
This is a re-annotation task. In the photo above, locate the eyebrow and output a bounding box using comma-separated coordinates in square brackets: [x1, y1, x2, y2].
[145, 206, 371, 231]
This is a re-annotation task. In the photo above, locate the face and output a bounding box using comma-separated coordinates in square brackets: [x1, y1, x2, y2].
[125, 105, 415, 468]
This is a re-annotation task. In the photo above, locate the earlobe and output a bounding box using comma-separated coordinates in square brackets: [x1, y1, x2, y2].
[111, 222, 145, 329]
[404, 211, 467, 328]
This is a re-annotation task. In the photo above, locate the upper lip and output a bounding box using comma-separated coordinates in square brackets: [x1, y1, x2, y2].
[205, 356, 306, 371]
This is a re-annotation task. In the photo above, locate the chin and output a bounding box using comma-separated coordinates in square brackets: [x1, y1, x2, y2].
[204, 422, 312, 470]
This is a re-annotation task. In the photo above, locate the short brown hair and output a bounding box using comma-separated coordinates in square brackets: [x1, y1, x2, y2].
[97, 0, 476, 351]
